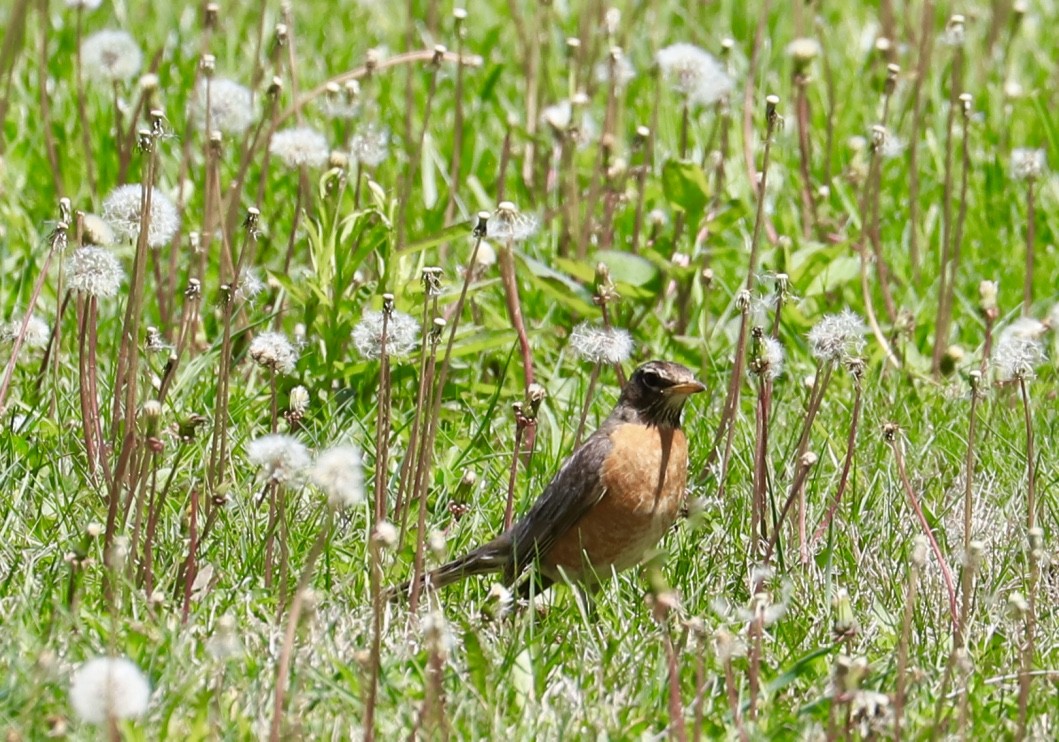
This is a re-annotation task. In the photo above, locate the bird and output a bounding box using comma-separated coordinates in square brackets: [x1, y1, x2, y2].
[390, 360, 706, 600]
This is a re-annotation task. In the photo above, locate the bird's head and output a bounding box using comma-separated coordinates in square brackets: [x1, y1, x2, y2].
[618, 360, 706, 427]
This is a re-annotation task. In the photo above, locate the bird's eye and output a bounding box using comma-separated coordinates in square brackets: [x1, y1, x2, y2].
[641, 370, 662, 388]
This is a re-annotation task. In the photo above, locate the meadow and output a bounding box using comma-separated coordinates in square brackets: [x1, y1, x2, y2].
[0, 0, 1057, 738]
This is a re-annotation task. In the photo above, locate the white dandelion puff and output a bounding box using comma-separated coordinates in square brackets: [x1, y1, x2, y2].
[102, 184, 180, 248]
[189, 77, 255, 135]
[993, 331, 1044, 381]
[352, 309, 419, 359]
[350, 123, 390, 168]
[69, 656, 150, 725]
[488, 201, 538, 242]
[1, 315, 51, 350]
[594, 52, 636, 88]
[269, 126, 330, 169]
[248, 331, 298, 375]
[81, 30, 142, 83]
[570, 322, 634, 365]
[1010, 148, 1046, 181]
[68, 247, 125, 298]
[246, 434, 311, 484]
[808, 309, 867, 362]
[656, 43, 733, 106]
[311, 445, 365, 510]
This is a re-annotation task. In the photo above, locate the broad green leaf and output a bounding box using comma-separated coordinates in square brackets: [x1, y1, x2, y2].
[803, 255, 861, 297]
[661, 159, 710, 220]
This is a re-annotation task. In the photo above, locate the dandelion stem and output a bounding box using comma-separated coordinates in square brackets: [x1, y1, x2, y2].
[270, 511, 333, 742]
[887, 427, 958, 631]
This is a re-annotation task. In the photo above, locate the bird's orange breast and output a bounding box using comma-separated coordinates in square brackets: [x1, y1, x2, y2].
[543, 423, 688, 583]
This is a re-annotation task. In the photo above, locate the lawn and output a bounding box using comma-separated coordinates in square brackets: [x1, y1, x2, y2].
[0, 0, 1057, 739]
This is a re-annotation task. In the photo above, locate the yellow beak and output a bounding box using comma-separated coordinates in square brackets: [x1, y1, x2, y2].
[665, 380, 707, 396]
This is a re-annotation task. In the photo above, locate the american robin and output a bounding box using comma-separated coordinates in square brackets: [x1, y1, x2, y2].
[391, 360, 705, 598]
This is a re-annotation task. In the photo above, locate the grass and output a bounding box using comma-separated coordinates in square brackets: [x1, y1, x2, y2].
[1, 0, 1057, 738]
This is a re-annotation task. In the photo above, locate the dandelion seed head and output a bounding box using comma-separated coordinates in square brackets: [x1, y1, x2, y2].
[880, 133, 905, 159]
[81, 30, 142, 83]
[941, 15, 966, 46]
[999, 316, 1047, 342]
[751, 336, 785, 380]
[352, 309, 419, 359]
[786, 37, 822, 65]
[1, 315, 50, 350]
[235, 269, 265, 303]
[67, 0, 104, 8]
[68, 247, 124, 298]
[246, 434, 310, 484]
[319, 81, 361, 120]
[248, 331, 298, 375]
[570, 322, 633, 365]
[269, 126, 330, 169]
[808, 309, 867, 362]
[992, 330, 1044, 381]
[102, 184, 180, 248]
[656, 42, 734, 106]
[1010, 148, 1046, 181]
[488, 202, 538, 242]
[190, 77, 255, 135]
[311, 445, 365, 510]
[540, 100, 597, 146]
[69, 656, 150, 725]
[594, 51, 636, 88]
[372, 521, 398, 549]
[350, 123, 390, 168]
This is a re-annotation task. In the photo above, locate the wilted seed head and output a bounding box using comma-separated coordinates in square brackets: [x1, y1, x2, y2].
[69, 656, 150, 725]
[750, 334, 785, 380]
[349, 123, 390, 168]
[310, 445, 365, 510]
[1010, 148, 1046, 181]
[269, 126, 330, 169]
[808, 309, 867, 362]
[246, 434, 310, 484]
[656, 42, 734, 106]
[540, 100, 597, 146]
[831, 588, 857, 638]
[1, 314, 50, 350]
[488, 201, 538, 242]
[102, 184, 180, 248]
[992, 329, 1044, 381]
[68, 247, 125, 298]
[352, 309, 419, 359]
[81, 30, 142, 83]
[288, 385, 310, 416]
[422, 610, 455, 659]
[942, 14, 966, 46]
[570, 322, 633, 364]
[190, 77, 255, 135]
[248, 331, 298, 375]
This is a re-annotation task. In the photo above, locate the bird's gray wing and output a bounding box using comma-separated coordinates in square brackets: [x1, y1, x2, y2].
[503, 426, 613, 576]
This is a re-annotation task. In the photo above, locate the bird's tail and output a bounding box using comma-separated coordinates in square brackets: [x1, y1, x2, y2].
[385, 539, 510, 602]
